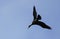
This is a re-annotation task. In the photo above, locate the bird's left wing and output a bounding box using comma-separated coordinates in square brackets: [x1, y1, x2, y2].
[33, 6, 37, 20]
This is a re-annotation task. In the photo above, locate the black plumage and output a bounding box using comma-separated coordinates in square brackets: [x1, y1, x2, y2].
[28, 6, 51, 29]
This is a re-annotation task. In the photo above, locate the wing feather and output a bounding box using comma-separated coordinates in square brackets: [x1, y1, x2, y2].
[37, 21, 51, 29]
[33, 6, 37, 20]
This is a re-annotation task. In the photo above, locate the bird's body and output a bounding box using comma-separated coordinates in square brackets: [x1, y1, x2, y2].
[28, 6, 51, 29]
[29, 20, 51, 29]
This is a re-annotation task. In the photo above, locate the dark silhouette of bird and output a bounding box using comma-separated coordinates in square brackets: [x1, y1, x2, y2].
[28, 6, 51, 29]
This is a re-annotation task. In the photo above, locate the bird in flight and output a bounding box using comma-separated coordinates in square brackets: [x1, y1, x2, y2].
[28, 6, 51, 29]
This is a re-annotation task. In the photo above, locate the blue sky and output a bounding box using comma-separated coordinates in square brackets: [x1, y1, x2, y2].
[0, 0, 60, 39]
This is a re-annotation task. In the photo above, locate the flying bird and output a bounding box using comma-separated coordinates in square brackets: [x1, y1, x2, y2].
[28, 6, 51, 29]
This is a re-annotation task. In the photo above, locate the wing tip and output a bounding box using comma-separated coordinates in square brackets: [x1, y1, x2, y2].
[33, 6, 35, 9]
[45, 27, 52, 30]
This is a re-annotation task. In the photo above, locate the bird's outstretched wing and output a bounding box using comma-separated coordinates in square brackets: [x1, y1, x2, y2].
[37, 21, 51, 29]
[33, 6, 37, 20]
[37, 14, 41, 20]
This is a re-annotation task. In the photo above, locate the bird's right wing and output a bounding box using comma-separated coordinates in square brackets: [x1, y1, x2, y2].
[33, 6, 37, 20]
[38, 21, 51, 29]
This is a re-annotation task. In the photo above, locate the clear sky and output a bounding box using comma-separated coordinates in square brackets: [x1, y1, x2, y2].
[0, 0, 60, 39]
